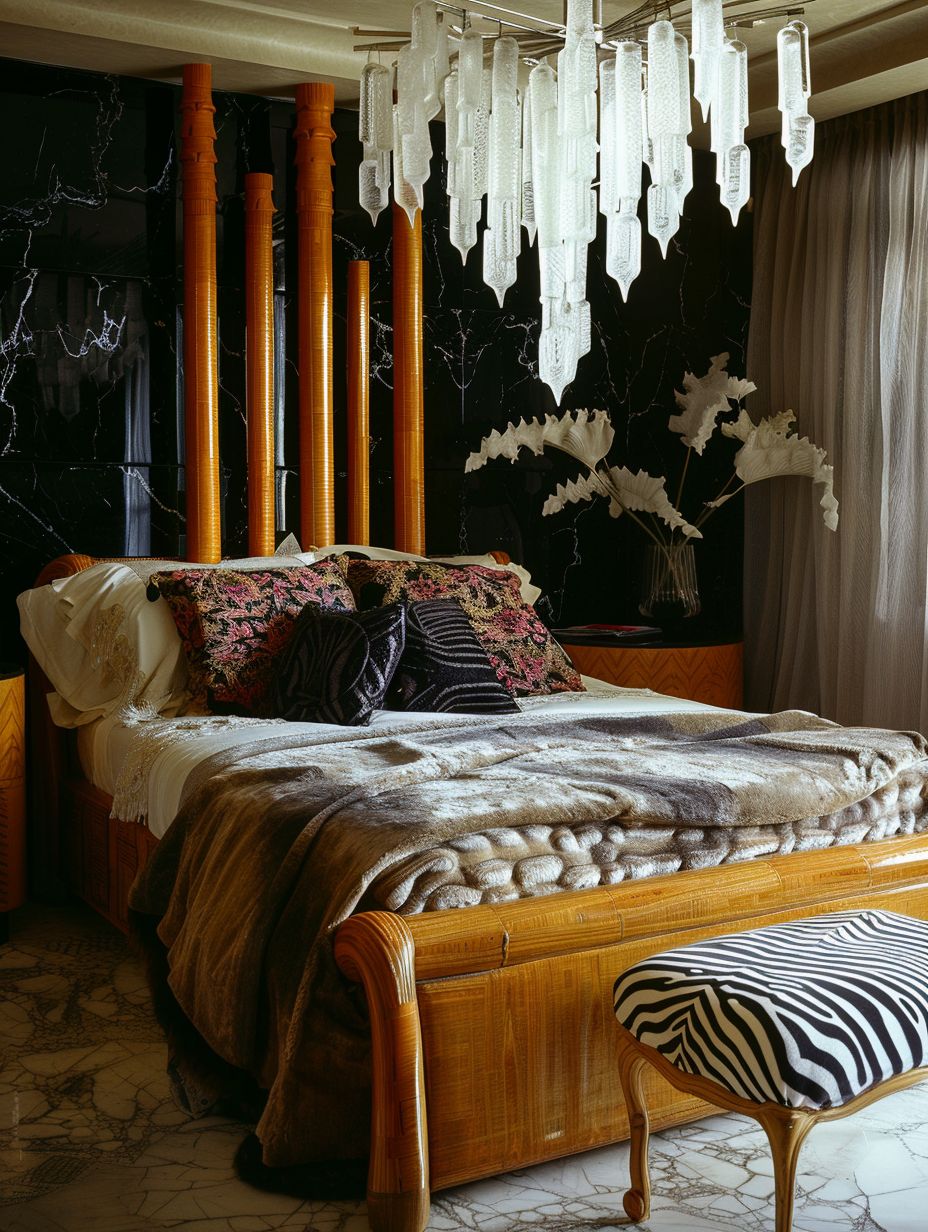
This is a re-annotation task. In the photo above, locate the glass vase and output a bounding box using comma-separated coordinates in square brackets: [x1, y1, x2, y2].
[639, 542, 701, 621]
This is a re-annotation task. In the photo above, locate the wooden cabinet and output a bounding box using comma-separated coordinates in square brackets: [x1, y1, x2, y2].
[0, 665, 26, 941]
[564, 640, 743, 710]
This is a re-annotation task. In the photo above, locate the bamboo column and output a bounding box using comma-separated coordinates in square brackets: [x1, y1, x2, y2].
[348, 260, 370, 545]
[179, 63, 221, 563]
[294, 83, 336, 549]
[245, 172, 276, 558]
[393, 202, 425, 555]
[0, 666, 26, 939]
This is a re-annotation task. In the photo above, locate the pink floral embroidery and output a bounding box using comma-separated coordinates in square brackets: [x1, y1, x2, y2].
[347, 561, 582, 696]
[154, 559, 356, 715]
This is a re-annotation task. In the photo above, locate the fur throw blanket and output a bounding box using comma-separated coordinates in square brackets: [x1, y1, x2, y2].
[127, 708, 928, 1169]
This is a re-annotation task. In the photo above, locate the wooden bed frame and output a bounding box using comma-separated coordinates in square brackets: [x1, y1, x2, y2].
[29, 552, 928, 1232]
[24, 63, 928, 1232]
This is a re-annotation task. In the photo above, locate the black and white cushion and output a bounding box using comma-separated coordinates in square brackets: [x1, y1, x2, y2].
[388, 599, 520, 715]
[613, 910, 928, 1110]
[271, 601, 406, 726]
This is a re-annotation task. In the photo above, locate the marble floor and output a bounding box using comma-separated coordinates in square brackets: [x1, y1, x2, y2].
[2, 903, 927, 1232]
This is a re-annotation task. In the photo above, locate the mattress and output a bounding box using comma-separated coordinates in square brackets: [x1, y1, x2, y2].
[76, 678, 730, 838]
[79, 682, 928, 917]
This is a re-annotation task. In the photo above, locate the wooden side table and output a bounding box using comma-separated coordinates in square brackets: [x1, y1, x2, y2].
[0, 664, 26, 943]
[564, 640, 743, 710]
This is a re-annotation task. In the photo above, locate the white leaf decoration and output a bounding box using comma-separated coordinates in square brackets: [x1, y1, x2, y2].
[716, 410, 839, 529]
[603, 467, 703, 538]
[542, 471, 604, 516]
[668, 354, 756, 455]
[726, 375, 758, 403]
[465, 408, 615, 474]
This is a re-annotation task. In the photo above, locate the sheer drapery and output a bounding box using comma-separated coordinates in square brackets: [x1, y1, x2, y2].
[745, 94, 928, 729]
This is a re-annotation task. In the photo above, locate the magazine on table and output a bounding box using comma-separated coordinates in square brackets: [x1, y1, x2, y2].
[551, 623, 662, 645]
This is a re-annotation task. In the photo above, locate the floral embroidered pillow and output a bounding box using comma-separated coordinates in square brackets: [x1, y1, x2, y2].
[347, 560, 582, 696]
[152, 559, 356, 715]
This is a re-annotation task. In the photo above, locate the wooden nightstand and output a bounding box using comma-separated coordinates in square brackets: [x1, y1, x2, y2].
[0, 664, 26, 942]
[564, 640, 743, 710]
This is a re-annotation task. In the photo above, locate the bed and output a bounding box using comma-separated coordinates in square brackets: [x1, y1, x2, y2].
[20, 66, 928, 1232]
[23, 547, 928, 1232]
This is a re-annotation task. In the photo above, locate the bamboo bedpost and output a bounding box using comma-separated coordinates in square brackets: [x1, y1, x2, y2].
[348, 260, 371, 545]
[392, 202, 425, 556]
[334, 912, 431, 1232]
[245, 172, 276, 558]
[180, 63, 221, 564]
[294, 83, 336, 550]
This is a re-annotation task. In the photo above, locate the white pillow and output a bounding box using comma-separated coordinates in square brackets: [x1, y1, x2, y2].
[300, 546, 542, 607]
[18, 562, 188, 728]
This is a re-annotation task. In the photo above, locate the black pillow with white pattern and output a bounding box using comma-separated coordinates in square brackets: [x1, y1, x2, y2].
[387, 600, 520, 715]
[272, 601, 406, 726]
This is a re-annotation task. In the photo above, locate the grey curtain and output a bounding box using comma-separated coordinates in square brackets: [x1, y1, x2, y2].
[745, 93, 928, 729]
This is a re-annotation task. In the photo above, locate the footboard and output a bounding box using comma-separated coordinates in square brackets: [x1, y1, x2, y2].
[335, 834, 928, 1232]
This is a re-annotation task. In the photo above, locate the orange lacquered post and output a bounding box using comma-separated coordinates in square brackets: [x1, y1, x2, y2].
[392, 202, 425, 555]
[348, 260, 371, 546]
[179, 63, 221, 564]
[245, 172, 276, 558]
[0, 667, 26, 926]
[294, 83, 336, 549]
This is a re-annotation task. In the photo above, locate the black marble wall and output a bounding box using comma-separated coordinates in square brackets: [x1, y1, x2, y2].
[0, 56, 751, 663]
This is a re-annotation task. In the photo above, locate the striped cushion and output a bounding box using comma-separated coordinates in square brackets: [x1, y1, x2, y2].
[613, 910, 928, 1110]
[271, 602, 406, 726]
[388, 600, 520, 714]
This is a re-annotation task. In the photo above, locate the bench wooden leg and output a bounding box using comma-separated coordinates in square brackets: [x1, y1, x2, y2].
[756, 1106, 817, 1232]
[617, 1044, 652, 1223]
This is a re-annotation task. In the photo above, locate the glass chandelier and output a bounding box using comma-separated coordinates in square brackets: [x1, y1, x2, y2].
[356, 0, 815, 403]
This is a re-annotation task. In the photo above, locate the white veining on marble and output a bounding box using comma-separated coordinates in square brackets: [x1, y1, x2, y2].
[2, 902, 927, 1231]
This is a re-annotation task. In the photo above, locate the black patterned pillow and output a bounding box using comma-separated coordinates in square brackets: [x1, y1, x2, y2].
[388, 600, 520, 714]
[271, 602, 406, 726]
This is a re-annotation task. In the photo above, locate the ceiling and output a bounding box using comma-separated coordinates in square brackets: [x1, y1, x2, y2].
[1, 0, 926, 140]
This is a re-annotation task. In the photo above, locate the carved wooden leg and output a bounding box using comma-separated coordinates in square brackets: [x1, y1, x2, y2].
[755, 1105, 818, 1232]
[617, 1042, 652, 1223]
[335, 912, 430, 1232]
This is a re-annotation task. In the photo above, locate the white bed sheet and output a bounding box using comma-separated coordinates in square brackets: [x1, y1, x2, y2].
[76, 676, 738, 840]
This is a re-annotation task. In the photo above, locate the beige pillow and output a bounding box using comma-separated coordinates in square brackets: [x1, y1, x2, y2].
[18, 562, 188, 727]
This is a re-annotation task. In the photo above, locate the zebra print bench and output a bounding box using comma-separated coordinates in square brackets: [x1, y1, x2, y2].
[612, 910, 928, 1232]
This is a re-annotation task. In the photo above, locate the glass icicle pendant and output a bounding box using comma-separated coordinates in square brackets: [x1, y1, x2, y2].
[397, 43, 432, 199]
[359, 62, 393, 225]
[615, 42, 642, 204]
[412, 1, 442, 120]
[521, 76, 537, 245]
[646, 21, 686, 254]
[778, 21, 815, 185]
[435, 11, 451, 99]
[647, 183, 680, 257]
[539, 297, 580, 407]
[483, 38, 522, 306]
[715, 39, 749, 223]
[457, 27, 484, 149]
[393, 104, 421, 226]
[691, 0, 724, 123]
[608, 43, 643, 296]
[674, 32, 692, 209]
[530, 60, 559, 249]
[599, 58, 616, 217]
[449, 32, 487, 264]
[445, 68, 479, 263]
[606, 207, 641, 302]
[474, 68, 492, 202]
